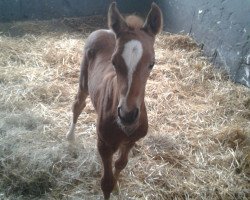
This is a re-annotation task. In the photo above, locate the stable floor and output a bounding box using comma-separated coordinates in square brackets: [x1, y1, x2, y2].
[0, 16, 249, 199]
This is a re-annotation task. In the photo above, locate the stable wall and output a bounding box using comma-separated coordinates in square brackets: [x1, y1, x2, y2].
[0, 0, 152, 22]
[156, 0, 250, 87]
[0, 0, 107, 21]
[1, 0, 249, 87]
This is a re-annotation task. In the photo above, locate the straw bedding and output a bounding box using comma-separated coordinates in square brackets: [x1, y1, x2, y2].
[0, 16, 249, 200]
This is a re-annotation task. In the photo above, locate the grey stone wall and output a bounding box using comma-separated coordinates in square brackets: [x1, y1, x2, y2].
[0, 0, 109, 21]
[156, 0, 250, 87]
[116, 0, 152, 17]
[0, 0, 152, 22]
[1, 0, 249, 87]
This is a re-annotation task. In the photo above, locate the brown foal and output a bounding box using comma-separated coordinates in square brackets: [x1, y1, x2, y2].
[66, 2, 162, 199]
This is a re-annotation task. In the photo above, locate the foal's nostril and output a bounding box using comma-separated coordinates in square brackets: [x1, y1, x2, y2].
[118, 106, 122, 118]
[132, 108, 139, 120]
[117, 107, 139, 124]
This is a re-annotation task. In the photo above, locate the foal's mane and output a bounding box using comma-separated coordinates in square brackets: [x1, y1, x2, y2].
[125, 15, 144, 29]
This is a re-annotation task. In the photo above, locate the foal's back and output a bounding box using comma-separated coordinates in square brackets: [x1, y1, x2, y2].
[85, 29, 115, 67]
[83, 29, 116, 110]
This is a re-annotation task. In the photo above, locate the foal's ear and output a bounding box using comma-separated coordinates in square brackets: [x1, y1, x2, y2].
[108, 2, 128, 35]
[143, 3, 163, 36]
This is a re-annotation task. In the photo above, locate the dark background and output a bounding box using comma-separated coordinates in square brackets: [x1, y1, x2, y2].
[0, 0, 249, 87]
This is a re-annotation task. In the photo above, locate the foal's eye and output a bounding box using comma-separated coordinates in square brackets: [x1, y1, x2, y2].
[149, 62, 155, 69]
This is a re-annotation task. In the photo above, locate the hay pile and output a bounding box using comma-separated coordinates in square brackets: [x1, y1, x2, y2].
[0, 17, 249, 200]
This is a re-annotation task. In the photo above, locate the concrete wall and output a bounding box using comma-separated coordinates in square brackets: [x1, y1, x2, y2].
[156, 0, 250, 87]
[0, 0, 108, 21]
[1, 0, 249, 87]
[0, 0, 152, 22]
[116, 0, 152, 16]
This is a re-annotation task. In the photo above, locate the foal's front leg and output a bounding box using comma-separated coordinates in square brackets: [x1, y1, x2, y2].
[98, 139, 116, 200]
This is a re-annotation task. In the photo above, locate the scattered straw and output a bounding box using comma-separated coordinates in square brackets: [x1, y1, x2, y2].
[0, 16, 249, 200]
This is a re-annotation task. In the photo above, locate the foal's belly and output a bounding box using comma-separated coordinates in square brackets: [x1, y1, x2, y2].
[88, 61, 116, 112]
[85, 31, 116, 111]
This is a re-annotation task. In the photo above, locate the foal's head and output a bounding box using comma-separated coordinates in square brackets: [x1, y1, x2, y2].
[108, 3, 162, 133]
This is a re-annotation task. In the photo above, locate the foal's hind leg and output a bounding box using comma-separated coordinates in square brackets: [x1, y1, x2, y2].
[66, 88, 88, 141]
[114, 142, 135, 179]
[66, 55, 89, 141]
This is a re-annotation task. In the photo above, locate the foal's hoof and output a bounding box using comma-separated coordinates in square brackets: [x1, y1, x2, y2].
[66, 131, 75, 142]
[104, 194, 111, 200]
[112, 182, 120, 195]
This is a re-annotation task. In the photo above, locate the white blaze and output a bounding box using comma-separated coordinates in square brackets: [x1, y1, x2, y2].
[121, 40, 143, 98]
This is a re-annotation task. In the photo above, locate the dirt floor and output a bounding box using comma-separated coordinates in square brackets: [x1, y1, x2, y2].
[0, 16, 249, 200]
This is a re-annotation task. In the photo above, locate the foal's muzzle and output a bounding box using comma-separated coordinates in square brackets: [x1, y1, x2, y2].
[117, 106, 139, 125]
